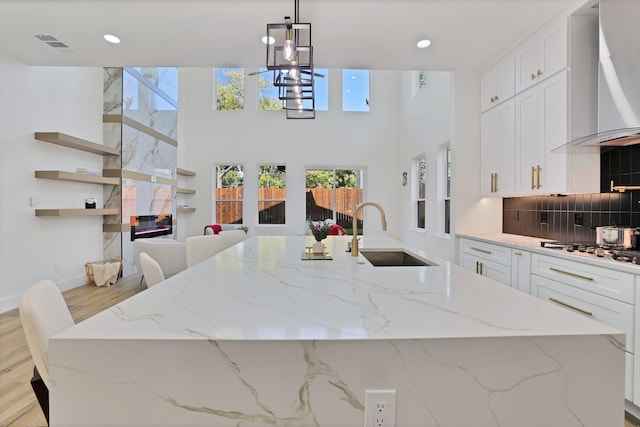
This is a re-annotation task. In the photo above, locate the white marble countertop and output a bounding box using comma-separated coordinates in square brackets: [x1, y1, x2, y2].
[56, 235, 620, 342]
[458, 232, 640, 274]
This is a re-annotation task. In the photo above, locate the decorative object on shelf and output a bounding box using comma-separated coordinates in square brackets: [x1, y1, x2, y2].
[85, 197, 96, 209]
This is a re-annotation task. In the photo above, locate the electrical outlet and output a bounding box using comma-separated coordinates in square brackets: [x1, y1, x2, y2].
[364, 389, 396, 427]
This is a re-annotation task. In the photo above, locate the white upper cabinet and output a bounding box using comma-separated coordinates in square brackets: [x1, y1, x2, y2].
[515, 71, 568, 194]
[480, 55, 515, 112]
[481, 10, 599, 197]
[481, 99, 515, 196]
[514, 16, 568, 94]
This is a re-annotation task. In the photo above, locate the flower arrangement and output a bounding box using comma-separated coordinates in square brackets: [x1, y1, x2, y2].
[308, 220, 333, 242]
[237, 226, 249, 234]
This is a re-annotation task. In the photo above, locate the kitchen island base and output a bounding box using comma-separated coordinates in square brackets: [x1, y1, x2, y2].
[50, 334, 623, 426]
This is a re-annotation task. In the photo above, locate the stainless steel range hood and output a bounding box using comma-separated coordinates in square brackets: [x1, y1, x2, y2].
[557, 0, 640, 153]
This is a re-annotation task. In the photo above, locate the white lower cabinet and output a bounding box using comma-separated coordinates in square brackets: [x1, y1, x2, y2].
[459, 239, 512, 286]
[531, 253, 635, 401]
[511, 249, 531, 293]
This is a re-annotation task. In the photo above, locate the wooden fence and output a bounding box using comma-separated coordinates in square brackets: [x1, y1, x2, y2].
[216, 188, 363, 229]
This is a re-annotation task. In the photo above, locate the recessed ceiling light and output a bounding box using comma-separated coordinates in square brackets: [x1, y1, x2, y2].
[104, 34, 120, 44]
[262, 36, 275, 45]
[417, 39, 431, 48]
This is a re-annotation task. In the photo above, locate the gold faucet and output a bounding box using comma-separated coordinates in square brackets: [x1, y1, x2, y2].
[352, 202, 387, 257]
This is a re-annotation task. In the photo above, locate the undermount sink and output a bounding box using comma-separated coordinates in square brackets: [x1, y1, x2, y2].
[359, 249, 437, 267]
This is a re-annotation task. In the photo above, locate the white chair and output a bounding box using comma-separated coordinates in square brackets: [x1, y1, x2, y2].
[219, 229, 247, 249]
[139, 252, 165, 287]
[185, 235, 227, 268]
[133, 238, 187, 279]
[19, 280, 75, 424]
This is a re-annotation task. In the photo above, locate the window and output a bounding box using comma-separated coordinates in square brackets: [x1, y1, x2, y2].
[313, 69, 329, 111]
[256, 68, 328, 112]
[258, 165, 286, 224]
[215, 165, 244, 224]
[440, 144, 452, 236]
[342, 69, 370, 112]
[305, 168, 364, 234]
[216, 68, 244, 110]
[411, 70, 427, 98]
[257, 69, 283, 111]
[414, 155, 426, 230]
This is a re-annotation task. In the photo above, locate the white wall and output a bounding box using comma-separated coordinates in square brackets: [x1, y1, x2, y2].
[0, 50, 104, 311]
[180, 68, 404, 240]
[450, 68, 503, 245]
[397, 71, 453, 257]
[0, 58, 489, 312]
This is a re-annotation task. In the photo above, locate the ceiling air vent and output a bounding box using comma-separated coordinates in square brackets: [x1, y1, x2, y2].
[33, 34, 70, 49]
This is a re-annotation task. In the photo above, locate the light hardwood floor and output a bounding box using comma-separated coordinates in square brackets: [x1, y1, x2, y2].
[1, 273, 639, 427]
[0, 274, 143, 427]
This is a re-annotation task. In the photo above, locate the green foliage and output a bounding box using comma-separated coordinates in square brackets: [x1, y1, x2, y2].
[216, 69, 244, 111]
[305, 170, 334, 188]
[258, 165, 286, 188]
[258, 75, 283, 111]
[217, 165, 244, 188]
[305, 169, 359, 188]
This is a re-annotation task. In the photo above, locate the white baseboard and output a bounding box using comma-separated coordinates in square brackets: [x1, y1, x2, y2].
[0, 274, 87, 314]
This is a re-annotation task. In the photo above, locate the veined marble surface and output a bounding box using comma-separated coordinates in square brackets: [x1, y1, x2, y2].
[49, 236, 625, 426]
[57, 235, 619, 341]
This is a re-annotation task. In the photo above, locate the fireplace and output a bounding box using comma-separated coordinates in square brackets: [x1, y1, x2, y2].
[130, 214, 172, 241]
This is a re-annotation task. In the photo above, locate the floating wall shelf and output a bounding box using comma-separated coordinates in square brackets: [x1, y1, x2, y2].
[35, 208, 119, 217]
[35, 170, 120, 185]
[176, 188, 196, 194]
[177, 168, 196, 176]
[35, 132, 119, 156]
[103, 169, 177, 186]
[177, 207, 196, 213]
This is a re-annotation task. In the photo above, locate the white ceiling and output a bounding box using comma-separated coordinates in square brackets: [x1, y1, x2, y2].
[0, 0, 583, 71]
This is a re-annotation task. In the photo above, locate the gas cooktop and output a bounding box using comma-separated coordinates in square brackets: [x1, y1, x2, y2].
[540, 241, 640, 264]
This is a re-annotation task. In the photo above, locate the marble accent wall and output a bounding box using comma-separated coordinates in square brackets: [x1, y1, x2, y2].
[103, 67, 179, 275]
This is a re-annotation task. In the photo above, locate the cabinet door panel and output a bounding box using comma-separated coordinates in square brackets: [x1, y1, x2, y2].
[515, 37, 539, 93]
[511, 250, 531, 293]
[538, 72, 568, 193]
[538, 19, 568, 81]
[515, 87, 539, 194]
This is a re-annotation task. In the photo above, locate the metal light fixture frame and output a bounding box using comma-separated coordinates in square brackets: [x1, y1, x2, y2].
[265, 0, 316, 119]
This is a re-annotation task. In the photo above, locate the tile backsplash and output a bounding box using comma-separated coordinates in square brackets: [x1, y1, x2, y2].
[503, 146, 640, 243]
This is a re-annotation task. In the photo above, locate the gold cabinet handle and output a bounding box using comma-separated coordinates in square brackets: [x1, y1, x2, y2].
[548, 297, 593, 316]
[490, 96, 496, 103]
[531, 73, 536, 80]
[494, 173, 498, 192]
[490, 173, 495, 192]
[514, 252, 522, 256]
[537, 69, 542, 76]
[531, 166, 535, 190]
[536, 165, 541, 189]
[479, 262, 483, 275]
[549, 267, 594, 281]
[471, 246, 492, 255]
[475, 261, 479, 274]
[494, 95, 499, 101]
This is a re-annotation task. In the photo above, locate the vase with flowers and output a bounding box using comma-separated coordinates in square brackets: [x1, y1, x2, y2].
[308, 220, 333, 254]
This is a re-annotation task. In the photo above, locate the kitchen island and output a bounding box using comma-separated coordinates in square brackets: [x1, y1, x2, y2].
[49, 235, 624, 426]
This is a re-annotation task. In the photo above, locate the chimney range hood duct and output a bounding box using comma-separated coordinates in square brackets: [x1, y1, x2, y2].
[557, 0, 640, 153]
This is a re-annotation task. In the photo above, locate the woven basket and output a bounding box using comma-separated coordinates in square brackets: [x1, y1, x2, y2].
[84, 258, 122, 286]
